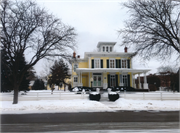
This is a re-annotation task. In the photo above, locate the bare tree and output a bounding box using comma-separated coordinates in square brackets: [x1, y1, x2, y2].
[119, 0, 180, 61]
[0, 0, 76, 104]
[39, 60, 54, 80]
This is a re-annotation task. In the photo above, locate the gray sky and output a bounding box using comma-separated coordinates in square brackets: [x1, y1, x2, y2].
[33, 0, 178, 76]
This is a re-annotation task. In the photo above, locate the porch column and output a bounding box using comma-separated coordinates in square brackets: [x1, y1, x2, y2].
[143, 72, 148, 89]
[89, 72, 90, 87]
[89, 57, 91, 68]
[81, 72, 82, 86]
[131, 73, 133, 88]
[78, 73, 80, 85]
[91, 72, 93, 87]
[138, 74, 141, 89]
[133, 74, 136, 88]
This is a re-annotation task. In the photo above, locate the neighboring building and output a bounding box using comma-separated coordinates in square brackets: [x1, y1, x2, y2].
[138, 72, 179, 91]
[71, 42, 150, 89]
[46, 70, 72, 91]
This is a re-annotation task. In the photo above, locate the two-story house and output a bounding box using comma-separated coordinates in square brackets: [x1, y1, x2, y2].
[71, 42, 150, 89]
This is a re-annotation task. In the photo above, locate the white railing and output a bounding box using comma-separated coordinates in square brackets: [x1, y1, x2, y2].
[0, 91, 89, 101]
[118, 91, 180, 100]
[0, 91, 180, 101]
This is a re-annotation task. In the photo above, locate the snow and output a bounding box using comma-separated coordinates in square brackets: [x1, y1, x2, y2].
[109, 92, 118, 95]
[0, 99, 113, 114]
[72, 87, 79, 92]
[110, 98, 180, 111]
[0, 91, 180, 114]
[0, 98, 179, 114]
[90, 92, 100, 95]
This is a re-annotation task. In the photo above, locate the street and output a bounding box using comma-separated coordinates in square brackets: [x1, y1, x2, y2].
[1, 111, 179, 132]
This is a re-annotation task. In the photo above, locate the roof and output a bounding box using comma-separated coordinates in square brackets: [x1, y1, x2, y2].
[97, 42, 116, 48]
[84, 52, 135, 59]
[76, 68, 151, 74]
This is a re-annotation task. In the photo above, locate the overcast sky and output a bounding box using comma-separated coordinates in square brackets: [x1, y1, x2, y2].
[33, 0, 178, 76]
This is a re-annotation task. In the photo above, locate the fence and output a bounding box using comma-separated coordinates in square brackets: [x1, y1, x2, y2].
[117, 91, 180, 100]
[0, 91, 180, 101]
[0, 91, 89, 101]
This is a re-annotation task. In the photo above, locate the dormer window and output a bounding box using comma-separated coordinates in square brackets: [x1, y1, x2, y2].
[110, 47, 112, 52]
[103, 46, 105, 52]
[106, 47, 108, 52]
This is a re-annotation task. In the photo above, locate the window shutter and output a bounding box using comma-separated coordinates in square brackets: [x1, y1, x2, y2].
[107, 59, 109, 68]
[116, 59, 118, 68]
[119, 59, 121, 68]
[101, 59, 103, 68]
[116, 75, 118, 87]
[92, 59, 94, 68]
[128, 74, 130, 87]
[127, 59, 130, 68]
[108, 74, 110, 88]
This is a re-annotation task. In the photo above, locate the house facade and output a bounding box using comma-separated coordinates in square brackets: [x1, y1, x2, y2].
[71, 42, 150, 89]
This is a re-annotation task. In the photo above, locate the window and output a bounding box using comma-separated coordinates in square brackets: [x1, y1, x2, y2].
[74, 64, 78, 72]
[94, 59, 100, 68]
[110, 47, 112, 52]
[106, 46, 108, 52]
[103, 46, 105, 52]
[109, 59, 115, 68]
[122, 59, 127, 68]
[74, 77, 78, 82]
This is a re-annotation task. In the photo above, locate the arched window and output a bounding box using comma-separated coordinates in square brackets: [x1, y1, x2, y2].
[106, 46, 108, 52]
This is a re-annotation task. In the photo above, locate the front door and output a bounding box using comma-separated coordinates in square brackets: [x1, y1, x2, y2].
[110, 75, 116, 87]
[93, 75, 102, 87]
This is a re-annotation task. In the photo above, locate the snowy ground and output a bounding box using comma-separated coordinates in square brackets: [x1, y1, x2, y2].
[0, 96, 179, 114]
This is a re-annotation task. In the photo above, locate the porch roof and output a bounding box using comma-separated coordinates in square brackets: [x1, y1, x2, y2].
[76, 68, 151, 74]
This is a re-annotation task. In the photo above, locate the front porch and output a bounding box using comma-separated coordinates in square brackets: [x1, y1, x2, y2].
[72, 68, 150, 89]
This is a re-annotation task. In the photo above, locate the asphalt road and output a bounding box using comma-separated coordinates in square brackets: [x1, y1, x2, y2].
[1, 111, 180, 132]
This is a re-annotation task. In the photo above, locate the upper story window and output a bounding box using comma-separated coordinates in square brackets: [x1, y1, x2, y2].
[121, 59, 127, 68]
[110, 47, 112, 52]
[74, 64, 78, 72]
[103, 46, 105, 52]
[106, 47, 108, 52]
[109, 59, 115, 68]
[94, 59, 100, 68]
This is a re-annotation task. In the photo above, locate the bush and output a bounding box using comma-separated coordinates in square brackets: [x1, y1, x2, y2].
[89, 92, 101, 101]
[108, 92, 119, 101]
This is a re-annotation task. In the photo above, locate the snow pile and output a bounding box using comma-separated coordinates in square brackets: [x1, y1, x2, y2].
[72, 87, 79, 92]
[109, 92, 118, 95]
[107, 98, 180, 111]
[0, 99, 113, 114]
[90, 92, 100, 95]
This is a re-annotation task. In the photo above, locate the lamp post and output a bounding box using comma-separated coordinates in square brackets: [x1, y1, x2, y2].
[90, 77, 93, 88]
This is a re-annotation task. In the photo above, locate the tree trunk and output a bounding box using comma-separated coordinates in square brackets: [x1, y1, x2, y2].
[13, 86, 19, 104]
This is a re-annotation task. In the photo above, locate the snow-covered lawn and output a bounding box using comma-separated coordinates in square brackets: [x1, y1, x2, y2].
[0, 98, 179, 114]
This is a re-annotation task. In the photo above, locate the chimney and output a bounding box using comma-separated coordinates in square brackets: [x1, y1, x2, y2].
[124, 46, 128, 53]
[77, 55, 80, 58]
[73, 51, 76, 58]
